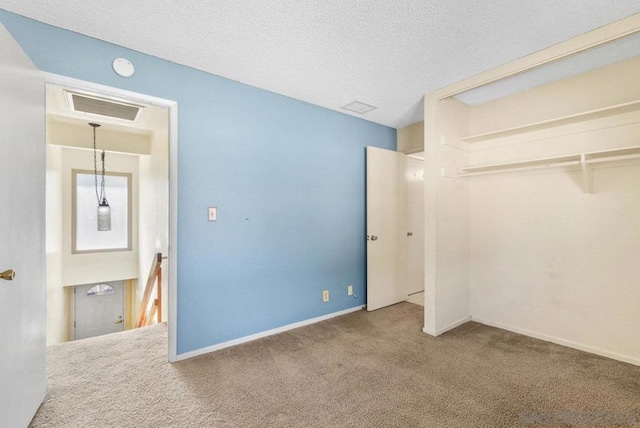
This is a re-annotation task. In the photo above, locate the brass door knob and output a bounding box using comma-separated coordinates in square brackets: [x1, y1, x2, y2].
[114, 315, 123, 324]
[0, 269, 15, 281]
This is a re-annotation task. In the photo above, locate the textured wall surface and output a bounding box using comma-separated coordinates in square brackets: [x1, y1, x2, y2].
[0, 11, 396, 355]
[1, 2, 639, 127]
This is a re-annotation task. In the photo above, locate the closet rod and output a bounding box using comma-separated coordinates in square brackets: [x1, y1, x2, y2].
[458, 160, 580, 177]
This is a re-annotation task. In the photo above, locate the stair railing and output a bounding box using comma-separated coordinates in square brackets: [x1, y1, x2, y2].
[136, 252, 163, 327]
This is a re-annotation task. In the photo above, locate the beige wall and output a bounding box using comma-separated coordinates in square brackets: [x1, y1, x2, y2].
[46, 145, 68, 344]
[423, 95, 471, 335]
[137, 128, 169, 323]
[48, 117, 152, 155]
[428, 55, 640, 364]
[61, 147, 140, 286]
[466, 57, 640, 364]
[397, 121, 424, 154]
[470, 160, 640, 363]
[46, 146, 140, 345]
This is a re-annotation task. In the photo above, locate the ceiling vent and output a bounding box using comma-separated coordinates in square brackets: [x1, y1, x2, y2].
[341, 101, 377, 114]
[65, 91, 144, 122]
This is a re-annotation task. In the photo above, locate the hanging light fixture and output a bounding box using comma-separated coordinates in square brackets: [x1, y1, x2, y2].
[90, 123, 111, 231]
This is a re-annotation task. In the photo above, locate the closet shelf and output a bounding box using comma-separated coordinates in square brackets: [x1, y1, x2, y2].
[458, 145, 640, 180]
[461, 100, 640, 143]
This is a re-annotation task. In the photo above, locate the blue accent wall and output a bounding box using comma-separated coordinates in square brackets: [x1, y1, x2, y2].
[0, 10, 396, 354]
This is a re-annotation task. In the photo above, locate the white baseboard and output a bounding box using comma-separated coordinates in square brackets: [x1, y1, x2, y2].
[174, 306, 365, 362]
[422, 326, 436, 336]
[471, 316, 640, 367]
[422, 316, 471, 337]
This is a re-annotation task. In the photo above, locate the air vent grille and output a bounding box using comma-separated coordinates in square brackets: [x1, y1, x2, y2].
[66, 92, 143, 122]
[341, 101, 377, 114]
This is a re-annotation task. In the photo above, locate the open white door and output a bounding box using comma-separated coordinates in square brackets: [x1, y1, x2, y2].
[0, 25, 47, 426]
[366, 147, 407, 311]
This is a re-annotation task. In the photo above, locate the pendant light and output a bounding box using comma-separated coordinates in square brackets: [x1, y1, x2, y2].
[90, 123, 111, 231]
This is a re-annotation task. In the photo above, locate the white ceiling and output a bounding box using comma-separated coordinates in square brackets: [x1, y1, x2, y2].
[2, 1, 640, 128]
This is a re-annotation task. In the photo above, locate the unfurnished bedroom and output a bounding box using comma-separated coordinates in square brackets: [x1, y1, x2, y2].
[1, 2, 639, 427]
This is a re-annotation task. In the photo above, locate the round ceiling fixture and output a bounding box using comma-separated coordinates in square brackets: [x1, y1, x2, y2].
[112, 58, 135, 78]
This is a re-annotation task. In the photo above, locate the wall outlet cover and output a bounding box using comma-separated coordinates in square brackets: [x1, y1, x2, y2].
[208, 207, 217, 221]
[322, 290, 329, 302]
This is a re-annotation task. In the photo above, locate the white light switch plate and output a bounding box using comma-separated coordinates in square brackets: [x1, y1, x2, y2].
[208, 207, 217, 221]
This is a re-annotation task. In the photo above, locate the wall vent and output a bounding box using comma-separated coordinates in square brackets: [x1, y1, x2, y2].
[341, 101, 377, 114]
[65, 91, 144, 122]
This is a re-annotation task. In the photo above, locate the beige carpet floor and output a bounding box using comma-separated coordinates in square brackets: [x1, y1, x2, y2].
[32, 303, 640, 427]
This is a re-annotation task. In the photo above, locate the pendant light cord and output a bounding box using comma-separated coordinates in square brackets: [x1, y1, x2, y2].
[101, 150, 107, 204]
[92, 124, 107, 205]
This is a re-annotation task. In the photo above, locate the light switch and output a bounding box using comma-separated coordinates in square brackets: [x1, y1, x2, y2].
[208, 207, 217, 221]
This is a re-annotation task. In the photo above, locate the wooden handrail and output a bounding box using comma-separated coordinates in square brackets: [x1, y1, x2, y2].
[136, 252, 163, 328]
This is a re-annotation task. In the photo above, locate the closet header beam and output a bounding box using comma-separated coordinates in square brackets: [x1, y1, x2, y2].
[461, 100, 640, 143]
[436, 13, 640, 100]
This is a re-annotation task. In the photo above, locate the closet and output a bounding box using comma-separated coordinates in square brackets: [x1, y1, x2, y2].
[422, 21, 640, 365]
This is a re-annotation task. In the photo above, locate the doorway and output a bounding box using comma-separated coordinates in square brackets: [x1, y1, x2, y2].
[74, 280, 125, 340]
[43, 74, 178, 361]
[405, 152, 425, 307]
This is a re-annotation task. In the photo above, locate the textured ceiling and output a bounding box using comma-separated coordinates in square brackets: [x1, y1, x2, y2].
[2, 1, 640, 128]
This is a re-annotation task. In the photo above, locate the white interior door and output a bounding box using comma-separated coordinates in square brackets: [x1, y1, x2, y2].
[406, 156, 425, 295]
[0, 25, 47, 427]
[74, 281, 125, 340]
[366, 147, 407, 311]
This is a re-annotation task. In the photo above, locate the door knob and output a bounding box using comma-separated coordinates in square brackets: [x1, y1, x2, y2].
[371, 236, 378, 241]
[0, 269, 15, 281]
[407, 232, 413, 237]
[114, 315, 123, 324]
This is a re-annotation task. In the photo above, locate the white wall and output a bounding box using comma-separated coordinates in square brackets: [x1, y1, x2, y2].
[61, 147, 139, 286]
[137, 128, 169, 322]
[45, 144, 69, 345]
[462, 56, 640, 364]
[397, 121, 424, 154]
[424, 49, 640, 364]
[48, 118, 152, 155]
[470, 160, 640, 363]
[423, 95, 471, 335]
[45, 145, 140, 345]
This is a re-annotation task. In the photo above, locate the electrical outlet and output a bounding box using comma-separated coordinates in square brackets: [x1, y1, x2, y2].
[347, 285, 353, 296]
[322, 290, 329, 302]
